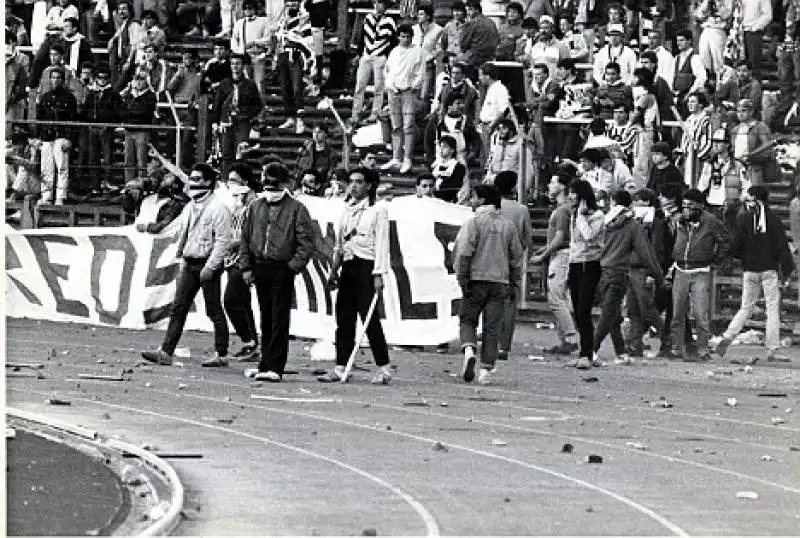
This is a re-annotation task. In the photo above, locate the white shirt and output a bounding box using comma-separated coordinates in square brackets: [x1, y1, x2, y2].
[336, 199, 390, 275]
[231, 16, 271, 54]
[741, 0, 772, 31]
[479, 80, 511, 124]
[384, 45, 424, 92]
[412, 22, 443, 64]
[649, 46, 675, 90]
[675, 48, 707, 94]
[593, 44, 638, 85]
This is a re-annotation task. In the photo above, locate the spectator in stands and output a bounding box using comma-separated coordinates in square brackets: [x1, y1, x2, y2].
[81, 64, 119, 191]
[431, 135, 468, 202]
[630, 67, 661, 183]
[176, 0, 221, 37]
[416, 173, 436, 197]
[673, 29, 707, 116]
[592, 23, 636, 84]
[36, 66, 77, 205]
[296, 124, 334, 186]
[668, 187, 730, 362]
[298, 169, 326, 196]
[559, 14, 589, 61]
[230, 0, 271, 96]
[697, 0, 733, 81]
[529, 15, 569, 79]
[454, 183, 523, 385]
[121, 70, 157, 182]
[580, 147, 614, 195]
[495, 170, 533, 362]
[5, 34, 30, 124]
[593, 2, 628, 52]
[137, 42, 168, 96]
[742, 0, 772, 76]
[425, 60, 478, 163]
[644, 28, 674, 88]
[36, 43, 78, 95]
[319, 167, 393, 384]
[82, 0, 110, 45]
[495, 2, 525, 62]
[55, 17, 92, 76]
[638, 50, 675, 128]
[592, 62, 634, 119]
[527, 62, 561, 181]
[460, 0, 500, 82]
[351, 0, 397, 125]
[779, 3, 800, 86]
[600, 143, 635, 190]
[134, 172, 190, 234]
[680, 91, 713, 187]
[412, 3, 443, 101]
[381, 23, 423, 174]
[697, 128, 745, 234]
[141, 163, 233, 368]
[73, 61, 95, 106]
[717, 185, 795, 363]
[213, 52, 263, 179]
[607, 103, 641, 169]
[435, 96, 476, 164]
[485, 118, 521, 183]
[525, 0, 556, 20]
[647, 141, 684, 191]
[440, 1, 466, 69]
[45, 0, 79, 34]
[730, 98, 774, 186]
[134, 10, 166, 62]
[516, 17, 539, 65]
[202, 39, 232, 94]
[715, 60, 763, 121]
[107, 1, 144, 87]
[6, 129, 41, 202]
[6, 5, 30, 46]
[274, 0, 313, 135]
[531, 170, 579, 355]
[478, 62, 511, 161]
[166, 50, 202, 167]
[306, 0, 329, 88]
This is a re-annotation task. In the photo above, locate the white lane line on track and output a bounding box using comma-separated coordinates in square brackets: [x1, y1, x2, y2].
[10, 335, 798, 433]
[12, 389, 442, 538]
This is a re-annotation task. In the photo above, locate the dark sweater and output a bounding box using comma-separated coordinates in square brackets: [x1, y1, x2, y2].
[731, 204, 795, 276]
[601, 209, 664, 282]
[672, 211, 730, 269]
[647, 163, 683, 192]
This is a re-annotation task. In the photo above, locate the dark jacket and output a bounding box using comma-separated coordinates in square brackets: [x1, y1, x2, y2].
[239, 195, 315, 273]
[630, 210, 668, 271]
[202, 58, 232, 94]
[122, 89, 157, 128]
[731, 203, 795, 276]
[592, 81, 634, 119]
[147, 193, 191, 234]
[296, 140, 334, 179]
[459, 14, 500, 67]
[212, 76, 262, 124]
[36, 86, 78, 141]
[672, 211, 730, 269]
[438, 80, 479, 122]
[82, 84, 121, 123]
[601, 208, 664, 282]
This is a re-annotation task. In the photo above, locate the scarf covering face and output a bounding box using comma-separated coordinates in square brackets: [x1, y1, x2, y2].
[261, 189, 287, 203]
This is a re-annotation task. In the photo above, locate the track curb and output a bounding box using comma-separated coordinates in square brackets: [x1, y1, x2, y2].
[6, 407, 185, 537]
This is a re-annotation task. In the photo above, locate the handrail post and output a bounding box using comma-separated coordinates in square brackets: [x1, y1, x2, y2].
[164, 92, 182, 168]
[196, 95, 210, 165]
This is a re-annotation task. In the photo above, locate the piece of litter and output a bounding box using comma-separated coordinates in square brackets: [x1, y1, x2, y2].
[6, 362, 45, 370]
[586, 506, 594, 513]
[101, 413, 111, 420]
[432, 441, 448, 452]
[491, 438, 507, 446]
[582, 376, 599, 383]
[145, 382, 152, 388]
[97, 359, 106, 364]
[46, 398, 71, 406]
[771, 417, 786, 425]
[744, 366, 753, 373]
[178, 383, 188, 390]
[403, 401, 430, 407]
[561, 443, 574, 453]
[298, 388, 312, 394]
[311, 368, 327, 375]
[174, 348, 191, 358]
[759, 392, 788, 398]
[78, 373, 123, 381]
[216, 417, 235, 424]
[625, 442, 648, 451]
[651, 401, 673, 408]
[440, 402, 449, 407]
[61, 350, 70, 355]
[761, 455, 772, 462]
[736, 491, 759, 500]
[527, 355, 546, 361]
[726, 398, 738, 407]
[362, 528, 377, 536]
[173, 361, 184, 368]
[786, 408, 793, 414]
[789, 446, 799, 452]
[587, 455, 603, 464]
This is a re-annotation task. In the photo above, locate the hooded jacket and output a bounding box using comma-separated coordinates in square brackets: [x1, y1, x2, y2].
[600, 207, 664, 282]
[630, 207, 668, 271]
[731, 203, 795, 276]
[671, 210, 730, 269]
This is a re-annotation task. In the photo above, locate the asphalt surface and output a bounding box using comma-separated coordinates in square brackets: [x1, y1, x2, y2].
[5, 318, 800, 536]
[6, 429, 128, 536]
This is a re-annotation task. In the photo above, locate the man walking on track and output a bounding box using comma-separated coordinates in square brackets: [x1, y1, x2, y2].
[455, 184, 523, 385]
[239, 162, 315, 382]
[141, 164, 232, 367]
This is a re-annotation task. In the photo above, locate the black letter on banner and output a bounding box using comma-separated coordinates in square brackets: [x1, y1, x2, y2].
[5, 238, 42, 305]
[389, 221, 436, 320]
[25, 235, 90, 317]
[89, 235, 137, 325]
[432, 222, 462, 316]
[143, 232, 190, 324]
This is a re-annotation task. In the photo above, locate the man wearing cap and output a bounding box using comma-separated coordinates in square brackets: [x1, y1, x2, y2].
[729, 98, 774, 186]
[460, 0, 499, 82]
[668, 187, 730, 362]
[592, 23, 637, 85]
[36, 65, 78, 205]
[141, 163, 233, 367]
[698, 128, 746, 234]
[530, 15, 570, 79]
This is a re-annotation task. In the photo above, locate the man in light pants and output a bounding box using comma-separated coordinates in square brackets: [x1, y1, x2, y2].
[532, 171, 579, 355]
[697, 0, 732, 81]
[381, 24, 423, 174]
[36, 66, 77, 205]
[351, 0, 397, 124]
[716, 186, 795, 363]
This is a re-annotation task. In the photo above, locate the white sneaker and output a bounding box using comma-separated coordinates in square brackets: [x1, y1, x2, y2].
[462, 346, 477, 383]
[399, 159, 413, 174]
[381, 159, 401, 171]
[478, 368, 493, 385]
[295, 118, 306, 134]
[278, 118, 295, 129]
[255, 370, 281, 382]
[244, 367, 259, 378]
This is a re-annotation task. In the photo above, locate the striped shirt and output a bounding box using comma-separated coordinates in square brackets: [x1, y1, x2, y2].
[363, 12, 397, 57]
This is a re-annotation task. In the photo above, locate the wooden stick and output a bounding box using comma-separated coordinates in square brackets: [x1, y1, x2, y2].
[6, 362, 45, 369]
[342, 292, 379, 383]
[77, 373, 124, 381]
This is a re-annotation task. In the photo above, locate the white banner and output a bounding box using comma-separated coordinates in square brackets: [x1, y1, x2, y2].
[5, 195, 473, 345]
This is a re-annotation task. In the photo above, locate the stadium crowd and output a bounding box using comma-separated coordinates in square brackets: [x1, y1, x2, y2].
[5, 0, 800, 384]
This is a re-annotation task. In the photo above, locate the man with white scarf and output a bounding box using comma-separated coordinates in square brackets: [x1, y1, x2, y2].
[716, 186, 795, 363]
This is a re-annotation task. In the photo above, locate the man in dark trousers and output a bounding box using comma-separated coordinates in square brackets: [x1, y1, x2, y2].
[239, 162, 315, 382]
[716, 186, 795, 363]
[212, 52, 262, 179]
[141, 164, 233, 367]
[455, 183, 523, 385]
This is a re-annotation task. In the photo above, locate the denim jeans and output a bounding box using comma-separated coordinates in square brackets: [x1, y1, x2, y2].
[778, 46, 800, 85]
[547, 250, 577, 345]
[124, 130, 150, 182]
[593, 270, 628, 356]
[671, 269, 712, 355]
[568, 260, 602, 358]
[460, 280, 509, 368]
[351, 54, 387, 120]
[387, 89, 415, 162]
[723, 270, 781, 351]
[626, 268, 663, 351]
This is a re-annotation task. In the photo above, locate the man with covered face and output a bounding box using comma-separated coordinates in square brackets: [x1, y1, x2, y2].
[141, 164, 233, 367]
[667, 187, 730, 362]
[239, 162, 315, 382]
